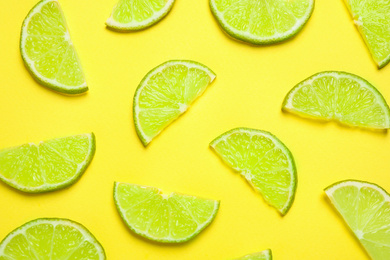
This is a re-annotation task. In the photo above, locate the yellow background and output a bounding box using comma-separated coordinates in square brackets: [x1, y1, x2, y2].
[1, 0, 390, 259]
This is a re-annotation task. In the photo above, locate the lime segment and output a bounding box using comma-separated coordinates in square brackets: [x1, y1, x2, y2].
[114, 182, 220, 243]
[234, 249, 272, 260]
[210, 128, 297, 215]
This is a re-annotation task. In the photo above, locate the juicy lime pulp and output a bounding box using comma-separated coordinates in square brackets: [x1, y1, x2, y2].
[325, 180, 390, 260]
[133, 60, 216, 146]
[210, 128, 297, 215]
[0, 133, 95, 193]
[209, 0, 315, 44]
[344, 0, 390, 68]
[114, 182, 220, 243]
[106, 0, 175, 30]
[0, 218, 105, 259]
[234, 249, 272, 260]
[282, 71, 390, 129]
[20, 0, 87, 94]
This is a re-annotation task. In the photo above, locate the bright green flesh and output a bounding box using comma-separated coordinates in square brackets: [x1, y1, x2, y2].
[283, 71, 390, 129]
[0, 218, 105, 260]
[114, 182, 220, 243]
[0, 133, 95, 193]
[21, 0, 87, 94]
[210, 128, 297, 215]
[344, 0, 390, 68]
[325, 180, 390, 260]
[106, 0, 175, 30]
[133, 60, 216, 146]
[210, 0, 314, 44]
[234, 249, 272, 260]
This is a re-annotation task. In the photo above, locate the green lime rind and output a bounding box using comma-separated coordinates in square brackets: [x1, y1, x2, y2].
[282, 71, 390, 129]
[113, 182, 220, 243]
[20, 0, 87, 94]
[0, 133, 96, 193]
[325, 179, 390, 260]
[106, 0, 176, 31]
[210, 128, 297, 215]
[234, 249, 272, 260]
[133, 60, 216, 146]
[0, 218, 106, 259]
[209, 0, 315, 45]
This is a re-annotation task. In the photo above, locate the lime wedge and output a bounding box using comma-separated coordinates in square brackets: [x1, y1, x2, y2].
[210, 128, 297, 215]
[133, 60, 216, 146]
[0, 218, 105, 259]
[0, 133, 95, 193]
[344, 0, 390, 68]
[106, 0, 175, 31]
[114, 182, 220, 243]
[209, 0, 314, 44]
[325, 180, 390, 260]
[282, 71, 390, 130]
[20, 0, 87, 94]
[234, 249, 272, 260]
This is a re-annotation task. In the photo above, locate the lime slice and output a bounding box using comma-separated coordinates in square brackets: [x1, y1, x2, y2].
[0, 133, 95, 193]
[210, 128, 297, 215]
[133, 60, 216, 146]
[106, 0, 175, 31]
[114, 182, 220, 243]
[234, 249, 272, 260]
[209, 0, 314, 45]
[325, 180, 390, 259]
[20, 0, 87, 94]
[344, 0, 390, 68]
[282, 71, 390, 130]
[0, 218, 105, 259]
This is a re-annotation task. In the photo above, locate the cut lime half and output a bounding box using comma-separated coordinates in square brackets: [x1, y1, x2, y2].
[234, 249, 272, 260]
[0, 218, 105, 259]
[0, 133, 95, 193]
[210, 0, 314, 44]
[210, 128, 297, 215]
[133, 60, 216, 146]
[114, 182, 220, 243]
[20, 0, 87, 94]
[325, 180, 390, 260]
[282, 71, 390, 130]
[106, 0, 175, 31]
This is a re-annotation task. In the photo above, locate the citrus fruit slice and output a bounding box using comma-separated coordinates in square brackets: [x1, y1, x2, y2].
[114, 182, 220, 243]
[209, 0, 314, 45]
[0, 133, 95, 193]
[0, 218, 105, 259]
[282, 71, 390, 130]
[210, 128, 297, 215]
[106, 0, 175, 31]
[234, 249, 272, 260]
[343, 0, 390, 68]
[133, 60, 216, 146]
[20, 0, 87, 94]
[325, 180, 390, 260]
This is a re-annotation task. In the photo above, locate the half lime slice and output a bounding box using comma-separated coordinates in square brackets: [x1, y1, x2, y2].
[114, 182, 220, 243]
[325, 180, 390, 259]
[210, 128, 297, 215]
[0, 133, 95, 193]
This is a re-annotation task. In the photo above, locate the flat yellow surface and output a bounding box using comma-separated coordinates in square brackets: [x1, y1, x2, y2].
[1, 0, 390, 259]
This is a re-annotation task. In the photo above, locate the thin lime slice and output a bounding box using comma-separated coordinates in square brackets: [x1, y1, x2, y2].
[0, 133, 95, 193]
[210, 128, 297, 215]
[325, 180, 390, 260]
[0, 218, 105, 259]
[344, 0, 390, 68]
[20, 0, 87, 94]
[114, 182, 220, 243]
[209, 0, 314, 45]
[133, 60, 216, 146]
[106, 0, 175, 31]
[282, 71, 390, 130]
[234, 249, 272, 260]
